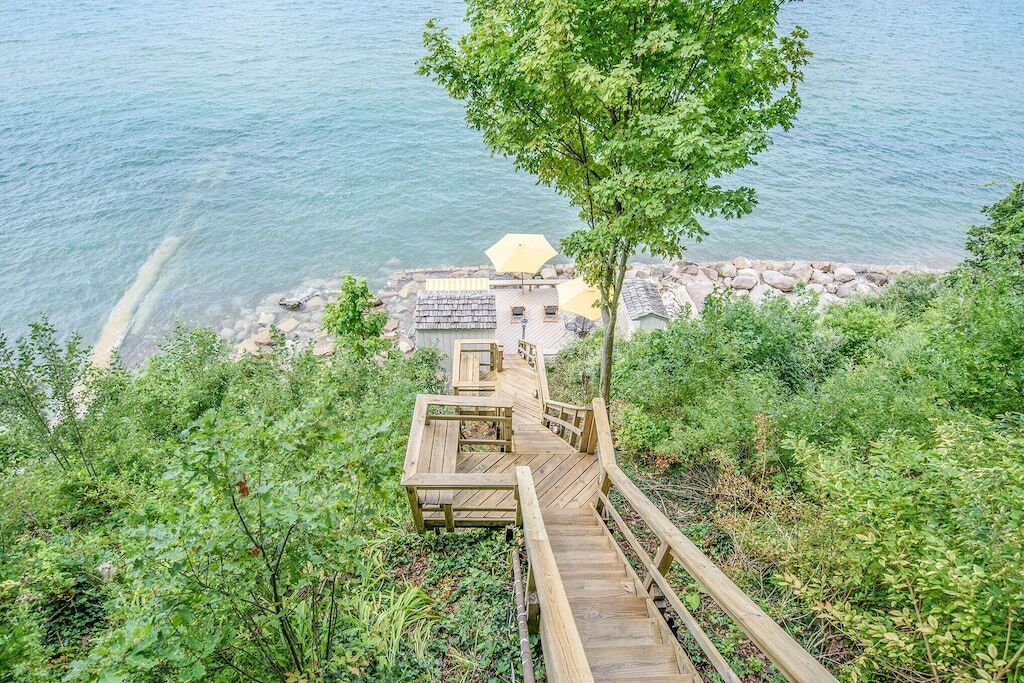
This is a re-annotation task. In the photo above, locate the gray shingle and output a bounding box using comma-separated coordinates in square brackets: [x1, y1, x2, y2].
[414, 291, 497, 330]
[621, 279, 669, 320]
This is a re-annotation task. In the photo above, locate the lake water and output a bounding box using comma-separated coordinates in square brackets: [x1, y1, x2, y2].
[2, 0, 1022, 353]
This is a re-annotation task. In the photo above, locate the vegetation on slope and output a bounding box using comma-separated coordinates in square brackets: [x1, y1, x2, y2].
[547, 183, 1024, 682]
[1, 313, 520, 681]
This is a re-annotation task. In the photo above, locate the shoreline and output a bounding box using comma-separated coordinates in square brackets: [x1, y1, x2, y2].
[211, 256, 946, 361]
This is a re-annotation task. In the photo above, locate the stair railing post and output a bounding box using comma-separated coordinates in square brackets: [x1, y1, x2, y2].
[645, 541, 674, 596]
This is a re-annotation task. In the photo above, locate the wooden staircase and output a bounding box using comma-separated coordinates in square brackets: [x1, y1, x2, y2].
[545, 508, 698, 682]
[403, 338, 839, 683]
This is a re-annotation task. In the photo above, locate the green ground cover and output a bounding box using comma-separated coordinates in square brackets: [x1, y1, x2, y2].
[546, 184, 1024, 682]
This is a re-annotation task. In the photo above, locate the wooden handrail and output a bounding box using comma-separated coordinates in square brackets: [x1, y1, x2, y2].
[591, 398, 839, 683]
[516, 467, 595, 683]
[518, 339, 596, 453]
[402, 394, 515, 531]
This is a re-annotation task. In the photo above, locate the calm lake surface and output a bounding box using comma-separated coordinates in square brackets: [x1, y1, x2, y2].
[2, 0, 1022, 351]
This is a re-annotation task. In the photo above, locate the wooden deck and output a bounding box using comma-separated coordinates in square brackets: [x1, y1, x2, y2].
[421, 352, 599, 526]
[401, 338, 839, 683]
[493, 288, 576, 355]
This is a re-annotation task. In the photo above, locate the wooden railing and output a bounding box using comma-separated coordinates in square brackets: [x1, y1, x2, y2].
[516, 466, 595, 683]
[589, 398, 839, 683]
[517, 339, 597, 453]
[401, 394, 515, 531]
[452, 339, 503, 395]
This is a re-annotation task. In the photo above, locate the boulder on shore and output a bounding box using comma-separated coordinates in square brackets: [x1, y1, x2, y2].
[761, 270, 796, 292]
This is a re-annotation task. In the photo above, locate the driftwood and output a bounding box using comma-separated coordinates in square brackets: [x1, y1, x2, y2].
[278, 290, 317, 311]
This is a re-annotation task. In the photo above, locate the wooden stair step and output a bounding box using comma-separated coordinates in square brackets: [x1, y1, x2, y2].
[594, 677, 695, 683]
[576, 616, 659, 645]
[585, 644, 682, 678]
[550, 549, 622, 566]
[572, 595, 650, 621]
[563, 577, 638, 598]
[556, 563, 628, 579]
[543, 524, 606, 537]
[549, 535, 612, 552]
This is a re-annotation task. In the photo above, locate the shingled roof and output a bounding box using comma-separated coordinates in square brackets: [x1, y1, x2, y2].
[621, 279, 669, 320]
[414, 291, 497, 330]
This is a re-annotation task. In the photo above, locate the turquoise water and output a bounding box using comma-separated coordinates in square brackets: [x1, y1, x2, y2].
[2, 1, 1022, 351]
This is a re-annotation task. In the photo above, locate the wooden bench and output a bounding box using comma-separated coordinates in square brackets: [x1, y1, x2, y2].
[416, 419, 460, 516]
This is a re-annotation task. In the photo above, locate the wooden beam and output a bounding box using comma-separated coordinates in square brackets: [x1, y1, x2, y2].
[516, 467, 594, 683]
[403, 472, 518, 489]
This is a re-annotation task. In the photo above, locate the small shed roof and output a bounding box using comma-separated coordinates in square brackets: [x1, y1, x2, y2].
[621, 279, 669, 320]
[415, 291, 497, 330]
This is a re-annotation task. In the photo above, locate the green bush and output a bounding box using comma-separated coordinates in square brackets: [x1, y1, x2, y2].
[0, 318, 528, 682]
[546, 185, 1024, 682]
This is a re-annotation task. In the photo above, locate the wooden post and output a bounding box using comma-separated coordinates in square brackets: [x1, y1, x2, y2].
[443, 503, 455, 532]
[526, 566, 540, 634]
[514, 485, 523, 527]
[644, 541, 673, 595]
[406, 487, 424, 532]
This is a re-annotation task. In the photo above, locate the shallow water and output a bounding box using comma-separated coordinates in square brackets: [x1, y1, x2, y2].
[2, 0, 1022, 353]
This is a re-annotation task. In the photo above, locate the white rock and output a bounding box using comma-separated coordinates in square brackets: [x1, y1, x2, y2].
[748, 283, 773, 304]
[541, 266, 558, 279]
[398, 281, 422, 298]
[733, 256, 752, 270]
[305, 295, 324, 311]
[865, 272, 888, 286]
[836, 284, 857, 298]
[807, 283, 826, 294]
[810, 260, 832, 271]
[236, 337, 259, 356]
[312, 340, 335, 357]
[700, 266, 719, 281]
[398, 339, 414, 354]
[731, 273, 758, 290]
[257, 312, 275, 326]
[716, 262, 737, 278]
[761, 270, 797, 292]
[685, 281, 717, 312]
[253, 328, 274, 346]
[673, 285, 698, 317]
[789, 262, 813, 283]
[278, 317, 300, 334]
[834, 266, 857, 283]
[683, 263, 700, 276]
[810, 269, 834, 285]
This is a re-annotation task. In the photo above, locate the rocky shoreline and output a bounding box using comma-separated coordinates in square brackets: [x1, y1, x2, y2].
[215, 258, 943, 358]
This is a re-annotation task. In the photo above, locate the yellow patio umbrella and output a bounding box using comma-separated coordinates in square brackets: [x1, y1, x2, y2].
[556, 277, 602, 321]
[485, 233, 557, 286]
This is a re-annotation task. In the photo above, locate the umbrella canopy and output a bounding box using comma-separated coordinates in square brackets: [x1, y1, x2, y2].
[485, 233, 557, 275]
[557, 277, 602, 321]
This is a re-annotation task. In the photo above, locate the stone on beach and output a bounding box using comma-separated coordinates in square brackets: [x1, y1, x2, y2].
[731, 273, 758, 290]
[685, 281, 717, 311]
[834, 266, 857, 283]
[761, 270, 796, 292]
[278, 317, 300, 334]
[789, 262, 813, 283]
[713, 262, 735, 278]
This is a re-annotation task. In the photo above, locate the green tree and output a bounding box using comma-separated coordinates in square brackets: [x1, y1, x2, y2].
[0, 318, 96, 475]
[420, 0, 810, 401]
[322, 274, 387, 354]
[964, 180, 1024, 279]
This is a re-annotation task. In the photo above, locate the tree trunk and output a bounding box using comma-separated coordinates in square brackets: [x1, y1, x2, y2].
[599, 304, 617, 404]
[597, 247, 630, 405]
